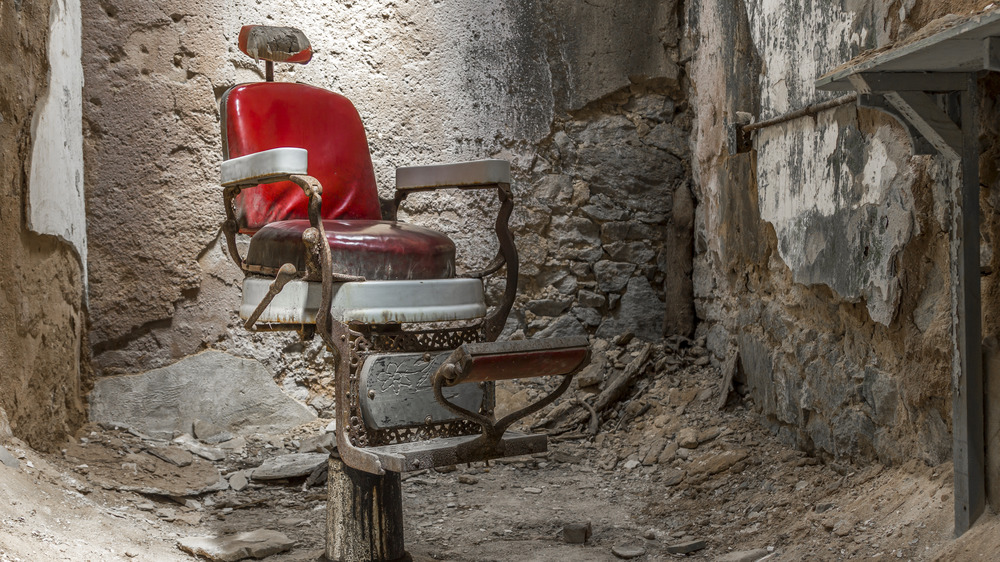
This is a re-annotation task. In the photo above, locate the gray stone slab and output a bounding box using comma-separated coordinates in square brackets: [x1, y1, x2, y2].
[177, 529, 293, 561]
[717, 549, 771, 562]
[0, 445, 19, 469]
[146, 446, 193, 467]
[251, 453, 327, 481]
[89, 351, 316, 439]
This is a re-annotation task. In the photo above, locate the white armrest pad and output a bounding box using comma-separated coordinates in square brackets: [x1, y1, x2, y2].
[220, 147, 308, 187]
[395, 159, 511, 190]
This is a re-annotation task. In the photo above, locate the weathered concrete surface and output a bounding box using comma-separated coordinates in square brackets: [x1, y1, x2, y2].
[0, 0, 89, 451]
[89, 350, 316, 438]
[687, 0, 975, 464]
[82, 0, 695, 400]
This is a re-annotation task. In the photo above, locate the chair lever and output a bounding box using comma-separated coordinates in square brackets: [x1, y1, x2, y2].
[244, 263, 298, 330]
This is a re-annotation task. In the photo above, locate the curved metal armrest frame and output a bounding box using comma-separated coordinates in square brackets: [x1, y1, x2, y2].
[386, 182, 518, 341]
[222, 174, 364, 330]
[429, 340, 590, 453]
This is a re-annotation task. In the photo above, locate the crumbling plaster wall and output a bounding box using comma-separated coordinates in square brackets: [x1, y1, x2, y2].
[0, 0, 90, 450]
[689, 0, 999, 464]
[83, 0, 694, 409]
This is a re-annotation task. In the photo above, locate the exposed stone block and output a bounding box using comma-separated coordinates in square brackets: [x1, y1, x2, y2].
[90, 351, 316, 439]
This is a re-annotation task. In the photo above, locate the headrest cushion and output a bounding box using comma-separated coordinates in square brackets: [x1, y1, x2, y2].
[238, 25, 312, 64]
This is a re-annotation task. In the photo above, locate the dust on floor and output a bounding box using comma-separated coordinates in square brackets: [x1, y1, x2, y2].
[0, 336, 995, 561]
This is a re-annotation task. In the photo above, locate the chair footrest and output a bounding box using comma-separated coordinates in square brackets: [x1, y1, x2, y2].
[362, 431, 546, 473]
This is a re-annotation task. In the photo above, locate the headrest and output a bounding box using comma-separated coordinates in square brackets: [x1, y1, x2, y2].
[238, 25, 312, 64]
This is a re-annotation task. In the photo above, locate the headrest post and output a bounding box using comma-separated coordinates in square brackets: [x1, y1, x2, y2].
[266, 61, 274, 82]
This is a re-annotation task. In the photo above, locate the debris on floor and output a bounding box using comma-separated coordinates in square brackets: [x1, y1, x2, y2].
[0, 335, 990, 560]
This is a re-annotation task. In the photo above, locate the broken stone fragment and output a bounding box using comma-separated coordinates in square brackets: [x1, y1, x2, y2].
[832, 517, 855, 537]
[658, 442, 679, 464]
[641, 439, 666, 465]
[612, 543, 646, 559]
[716, 549, 771, 562]
[193, 419, 234, 444]
[665, 539, 706, 554]
[146, 446, 194, 467]
[228, 471, 249, 492]
[89, 351, 317, 439]
[575, 366, 604, 389]
[562, 521, 592, 544]
[676, 427, 699, 448]
[687, 449, 749, 479]
[296, 433, 334, 454]
[174, 434, 226, 462]
[177, 529, 294, 562]
[251, 452, 327, 481]
[217, 437, 247, 452]
[659, 468, 686, 486]
[0, 445, 20, 469]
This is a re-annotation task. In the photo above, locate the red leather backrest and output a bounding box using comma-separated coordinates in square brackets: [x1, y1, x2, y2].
[222, 82, 382, 232]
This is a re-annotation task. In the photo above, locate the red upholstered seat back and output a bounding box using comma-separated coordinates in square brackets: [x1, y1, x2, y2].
[222, 82, 382, 232]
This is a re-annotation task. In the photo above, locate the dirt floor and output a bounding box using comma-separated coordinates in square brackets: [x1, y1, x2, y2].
[0, 338, 997, 561]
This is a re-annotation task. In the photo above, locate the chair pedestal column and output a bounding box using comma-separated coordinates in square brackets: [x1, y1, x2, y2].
[325, 457, 408, 562]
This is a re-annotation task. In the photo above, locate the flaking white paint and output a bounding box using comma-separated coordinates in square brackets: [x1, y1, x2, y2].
[28, 0, 86, 286]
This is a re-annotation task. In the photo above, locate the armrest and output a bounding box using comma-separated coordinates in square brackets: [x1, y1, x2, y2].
[434, 336, 590, 386]
[395, 159, 510, 192]
[430, 336, 591, 445]
[220, 147, 308, 187]
[391, 159, 516, 341]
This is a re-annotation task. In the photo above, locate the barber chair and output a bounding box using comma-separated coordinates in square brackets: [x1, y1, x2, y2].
[218, 25, 590, 561]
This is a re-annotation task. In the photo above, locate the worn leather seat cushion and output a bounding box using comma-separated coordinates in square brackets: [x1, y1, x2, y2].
[245, 220, 456, 280]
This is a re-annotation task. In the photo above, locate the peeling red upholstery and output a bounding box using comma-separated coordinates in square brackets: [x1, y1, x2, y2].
[223, 82, 382, 232]
[245, 220, 456, 280]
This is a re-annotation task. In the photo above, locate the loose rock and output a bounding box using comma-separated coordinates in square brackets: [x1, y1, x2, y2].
[660, 468, 686, 486]
[563, 521, 592, 544]
[251, 453, 327, 481]
[146, 446, 194, 467]
[228, 471, 249, 492]
[89, 351, 317, 439]
[193, 419, 234, 444]
[665, 539, 707, 554]
[0, 445, 20, 469]
[175, 435, 226, 462]
[717, 549, 771, 562]
[677, 428, 699, 449]
[612, 543, 646, 559]
[177, 529, 294, 561]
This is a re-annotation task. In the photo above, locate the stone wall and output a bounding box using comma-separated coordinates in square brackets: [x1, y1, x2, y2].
[82, 1, 694, 409]
[0, 0, 89, 450]
[688, 0, 999, 465]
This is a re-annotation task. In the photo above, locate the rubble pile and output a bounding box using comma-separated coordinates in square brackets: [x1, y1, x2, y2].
[1, 334, 955, 561]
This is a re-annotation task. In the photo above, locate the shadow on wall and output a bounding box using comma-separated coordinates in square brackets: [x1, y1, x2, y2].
[0, 0, 90, 450]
